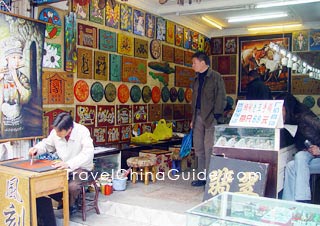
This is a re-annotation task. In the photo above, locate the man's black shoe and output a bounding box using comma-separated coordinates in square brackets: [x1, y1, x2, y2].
[191, 180, 206, 187]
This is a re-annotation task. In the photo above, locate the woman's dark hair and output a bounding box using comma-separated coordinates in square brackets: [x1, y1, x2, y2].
[275, 92, 310, 124]
[52, 112, 74, 131]
[192, 51, 210, 66]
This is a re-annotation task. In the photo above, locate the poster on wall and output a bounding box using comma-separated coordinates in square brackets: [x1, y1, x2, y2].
[0, 12, 45, 141]
[238, 34, 291, 96]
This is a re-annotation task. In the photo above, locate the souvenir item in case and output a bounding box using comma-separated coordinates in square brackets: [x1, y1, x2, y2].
[130, 85, 141, 103]
[170, 87, 178, 102]
[161, 86, 170, 102]
[142, 85, 152, 103]
[118, 84, 130, 103]
[104, 83, 116, 102]
[151, 86, 161, 103]
[74, 80, 89, 102]
[177, 87, 184, 102]
[90, 81, 104, 102]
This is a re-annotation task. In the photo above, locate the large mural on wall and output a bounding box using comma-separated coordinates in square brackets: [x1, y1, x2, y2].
[0, 12, 46, 141]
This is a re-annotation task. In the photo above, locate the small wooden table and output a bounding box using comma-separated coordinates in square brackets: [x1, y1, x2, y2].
[0, 161, 69, 226]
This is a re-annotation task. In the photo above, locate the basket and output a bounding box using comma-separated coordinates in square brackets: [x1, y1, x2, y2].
[112, 178, 127, 191]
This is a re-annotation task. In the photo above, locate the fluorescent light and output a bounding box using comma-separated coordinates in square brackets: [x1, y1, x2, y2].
[202, 16, 223, 30]
[175, 5, 248, 16]
[228, 12, 287, 23]
[248, 23, 302, 31]
[256, 0, 320, 8]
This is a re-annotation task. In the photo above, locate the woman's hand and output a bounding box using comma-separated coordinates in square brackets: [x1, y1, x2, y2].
[28, 147, 38, 156]
[308, 145, 320, 156]
[52, 161, 70, 169]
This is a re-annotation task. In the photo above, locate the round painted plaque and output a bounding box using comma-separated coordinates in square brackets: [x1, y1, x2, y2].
[74, 80, 89, 102]
[185, 88, 192, 103]
[161, 86, 170, 102]
[130, 85, 141, 103]
[104, 83, 116, 102]
[142, 85, 152, 103]
[90, 82, 104, 102]
[170, 87, 178, 102]
[118, 84, 130, 103]
[151, 86, 161, 103]
[177, 87, 185, 102]
[303, 95, 315, 108]
[150, 39, 161, 59]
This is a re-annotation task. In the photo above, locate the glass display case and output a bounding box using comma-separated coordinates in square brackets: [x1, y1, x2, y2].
[186, 192, 320, 226]
[214, 125, 282, 151]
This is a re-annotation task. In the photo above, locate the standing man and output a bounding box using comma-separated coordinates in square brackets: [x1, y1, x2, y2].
[29, 112, 94, 225]
[190, 51, 226, 186]
[246, 69, 272, 100]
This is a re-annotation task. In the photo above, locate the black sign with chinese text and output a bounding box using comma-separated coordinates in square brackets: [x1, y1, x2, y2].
[204, 156, 269, 201]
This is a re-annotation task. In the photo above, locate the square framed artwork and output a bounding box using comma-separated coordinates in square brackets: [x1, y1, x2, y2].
[175, 24, 183, 47]
[174, 47, 184, 65]
[145, 13, 155, 38]
[93, 127, 107, 145]
[156, 17, 166, 41]
[120, 4, 132, 32]
[191, 31, 199, 51]
[97, 105, 116, 126]
[224, 36, 237, 54]
[77, 23, 97, 48]
[94, 51, 108, 80]
[75, 105, 96, 126]
[184, 29, 192, 49]
[162, 44, 174, 62]
[107, 126, 120, 143]
[116, 105, 132, 125]
[133, 9, 145, 36]
[105, 1, 119, 29]
[77, 48, 93, 79]
[309, 30, 320, 51]
[89, 0, 104, 24]
[99, 29, 117, 52]
[117, 33, 134, 56]
[109, 54, 122, 81]
[210, 37, 223, 55]
[166, 20, 175, 44]
[134, 38, 148, 58]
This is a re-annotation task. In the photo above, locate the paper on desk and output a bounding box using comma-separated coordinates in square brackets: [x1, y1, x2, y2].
[284, 124, 298, 137]
[94, 147, 117, 154]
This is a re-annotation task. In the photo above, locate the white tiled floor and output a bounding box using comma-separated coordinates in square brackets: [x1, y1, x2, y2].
[56, 174, 204, 226]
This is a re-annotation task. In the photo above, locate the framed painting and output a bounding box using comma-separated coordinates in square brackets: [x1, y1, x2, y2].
[198, 34, 205, 52]
[148, 104, 161, 122]
[120, 4, 132, 32]
[184, 51, 193, 67]
[122, 56, 147, 83]
[38, 8, 62, 39]
[191, 30, 199, 51]
[109, 54, 122, 81]
[174, 48, 184, 65]
[133, 104, 148, 123]
[309, 29, 320, 51]
[64, 12, 77, 72]
[134, 38, 148, 58]
[72, 0, 89, 20]
[224, 36, 237, 54]
[77, 48, 93, 79]
[117, 33, 134, 56]
[97, 105, 115, 126]
[145, 13, 155, 38]
[292, 30, 308, 52]
[75, 105, 96, 126]
[204, 37, 211, 56]
[94, 51, 108, 81]
[105, 1, 119, 29]
[99, 29, 117, 52]
[162, 104, 173, 120]
[43, 42, 62, 68]
[120, 125, 131, 142]
[107, 126, 120, 143]
[166, 20, 175, 44]
[156, 17, 166, 41]
[175, 24, 183, 47]
[89, 0, 104, 24]
[133, 9, 145, 36]
[77, 23, 97, 48]
[175, 65, 195, 88]
[211, 37, 223, 55]
[0, 12, 45, 141]
[162, 44, 174, 62]
[93, 127, 107, 145]
[238, 34, 291, 96]
[117, 105, 132, 125]
[184, 29, 192, 49]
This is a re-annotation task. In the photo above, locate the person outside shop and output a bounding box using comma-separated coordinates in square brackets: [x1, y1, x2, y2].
[190, 51, 227, 187]
[246, 69, 272, 100]
[276, 93, 320, 202]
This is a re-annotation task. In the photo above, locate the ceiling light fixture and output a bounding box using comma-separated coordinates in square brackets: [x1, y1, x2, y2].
[248, 23, 302, 31]
[228, 12, 288, 23]
[174, 5, 249, 16]
[201, 16, 223, 30]
[256, 0, 320, 8]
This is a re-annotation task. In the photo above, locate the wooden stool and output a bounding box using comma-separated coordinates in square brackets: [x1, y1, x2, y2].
[126, 156, 157, 185]
[78, 179, 100, 221]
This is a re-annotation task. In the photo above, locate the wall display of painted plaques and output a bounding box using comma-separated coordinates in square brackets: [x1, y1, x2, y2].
[156, 17, 166, 41]
[74, 80, 89, 102]
[105, 1, 119, 29]
[133, 9, 145, 36]
[93, 127, 107, 145]
[89, 0, 104, 24]
[162, 104, 173, 120]
[77, 48, 93, 79]
[77, 23, 97, 48]
[104, 83, 117, 102]
[151, 86, 161, 103]
[99, 29, 117, 52]
[90, 81, 104, 102]
[107, 126, 120, 143]
[184, 51, 193, 67]
[130, 85, 142, 103]
[43, 42, 62, 68]
[175, 65, 195, 88]
[175, 24, 183, 47]
[43, 71, 74, 104]
[134, 38, 148, 58]
[117, 105, 132, 125]
[133, 104, 148, 123]
[94, 51, 108, 80]
[97, 105, 115, 126]
[222, 76, 237, 94]
[162, 44, 174, 62]
[122, 56, 147, 83]
[173, 104, 185, 120]
[117, 33, 134, 56]
[120, 125, 131, 141]
[145, 13, 155, 38]
[72, 0, 89, 20]
[291, 75, 320, 94]
[166, 20, 175, 44]
[174, 48, 184, 65]
[161, 86, 170, 102]
[64, 12, 77, 72]
[120, 4, 132, 32]
[75, 105, 96, 126]
[109, 54, 122, 81]
[142, 85, 152, 103]
[118, 84, 130, 103]
[148, 104, 162, 122]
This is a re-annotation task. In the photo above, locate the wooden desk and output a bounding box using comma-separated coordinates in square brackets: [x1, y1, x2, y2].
[0, 162, 69, 226]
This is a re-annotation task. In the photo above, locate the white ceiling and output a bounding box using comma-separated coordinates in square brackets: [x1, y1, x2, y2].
[127, 0, 320, 37]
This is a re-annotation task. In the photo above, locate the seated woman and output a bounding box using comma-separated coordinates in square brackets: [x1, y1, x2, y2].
[276, 93, 320, 202]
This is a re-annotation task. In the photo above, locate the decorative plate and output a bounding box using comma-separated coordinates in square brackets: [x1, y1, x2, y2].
[74, 80, 89, 102]
[303, 95, 315, 108]
[170, 87, 178, 102]
[130, 85, 142, 103]
[90, 82, 104, 102]
[151, 86, 161, 103]
[118, 84, 130, 103]
[177, 87, 185, 102]
[185, 88, 192, 103]
[142, 85, 152, 103]
[104, 83, 117, 102]
[150, 39, 161, 59]
[161, 86, 170, 102]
